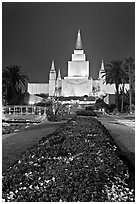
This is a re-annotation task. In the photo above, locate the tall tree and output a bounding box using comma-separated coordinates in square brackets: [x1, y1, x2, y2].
[124, 57, 135, 114]
[104, 60, 124, 111]
[120, 65, 129, 112]
[2, 65, 28, 105]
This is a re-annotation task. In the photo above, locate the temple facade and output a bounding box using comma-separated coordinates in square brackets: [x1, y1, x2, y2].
[28, 30, 129, 104]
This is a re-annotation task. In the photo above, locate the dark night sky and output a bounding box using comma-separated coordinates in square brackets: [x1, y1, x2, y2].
[2, 2, 135, 83]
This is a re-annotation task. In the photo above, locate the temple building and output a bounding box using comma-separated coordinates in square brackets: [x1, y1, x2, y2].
[28, 30, 129, 104]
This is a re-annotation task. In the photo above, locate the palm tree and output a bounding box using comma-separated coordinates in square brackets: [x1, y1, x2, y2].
[104, 60, 125, 111]
[2, 65, 28, 105]
[120, 65, 129, 112]
[124, 57, 135, 114]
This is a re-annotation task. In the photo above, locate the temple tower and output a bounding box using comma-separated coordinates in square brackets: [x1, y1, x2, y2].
[62, 30, 92, 97]
[67, 30, 89, 78]
[98, 60, 107, 97]
[49, 60, 56, 96]
[98, 60, 106, 83]
[56, 69, 62, 96]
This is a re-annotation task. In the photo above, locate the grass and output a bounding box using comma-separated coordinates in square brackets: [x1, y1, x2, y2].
[3, 114, 45, 121]
[2, 121, 65, 172]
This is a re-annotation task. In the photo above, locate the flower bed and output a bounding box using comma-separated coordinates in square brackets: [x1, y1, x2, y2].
[2, 120, 41, 135]
[2, 123, 30, 135]
[2, 116, 134, 202]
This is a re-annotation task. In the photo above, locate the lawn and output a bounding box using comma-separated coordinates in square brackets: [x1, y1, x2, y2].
[2, 116, 134, 202]
[2, 121, 65, 172]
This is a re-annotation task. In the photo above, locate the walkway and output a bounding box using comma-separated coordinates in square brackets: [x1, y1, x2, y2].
[98, 114, 135, 168]
[2, 119, 67, 172]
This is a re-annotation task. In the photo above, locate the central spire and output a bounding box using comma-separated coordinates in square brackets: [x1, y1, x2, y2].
[51, 60, 55, 71]
[75, 29, 82, 50]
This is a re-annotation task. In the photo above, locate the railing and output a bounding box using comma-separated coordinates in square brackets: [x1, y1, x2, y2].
[2, 105, 47, 116]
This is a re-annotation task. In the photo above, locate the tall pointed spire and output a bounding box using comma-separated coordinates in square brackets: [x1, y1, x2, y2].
[75, 29, 82, 50]
[101, 60, 105, 70]
[98, 59, 106, 81]
[51, 60, 55, 71]
[57, 69, 61, 79]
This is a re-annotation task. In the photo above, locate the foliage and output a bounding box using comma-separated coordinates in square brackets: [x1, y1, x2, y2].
[104, 60, 125, 111]
[35, 93, 49, 99]
[124, 57, 135, 113]
[41, 98, 63, 121]
[2, 116, 134, 202]
[93, 98, 108, 111]
[124, 57, 135, 86]
[118, 89, 135, 113]
[124, 89, 135, 105]
[85, 106, 93, 111]
[76, 110, 97, 117]
[33, 99, 57, 121]
[103, 58, 135, 112]
[83, 95, 88, 98]
[2, 65, 28, 105]
[57, 96, 96, 101]
[46, 105, 58, 121]
[108, 104, 116, 112]
[35, 101, 47, 107]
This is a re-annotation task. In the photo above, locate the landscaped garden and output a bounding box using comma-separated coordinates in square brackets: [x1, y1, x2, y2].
[2, 116, 42, 135]
[2, 116, 134, 202]
[2, 122, 31, 135]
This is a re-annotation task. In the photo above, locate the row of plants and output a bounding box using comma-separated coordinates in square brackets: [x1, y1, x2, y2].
[81, 94, 135, 116]
[2, 116, 134, 201]
[2, 123, 30, 135]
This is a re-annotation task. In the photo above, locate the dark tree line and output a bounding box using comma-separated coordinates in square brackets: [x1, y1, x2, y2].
[103, 57, 135, 113]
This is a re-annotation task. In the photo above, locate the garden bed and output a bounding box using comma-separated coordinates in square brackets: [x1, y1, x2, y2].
[2, 119, 42, 135]
[2, 116, 134, 202]
[2, 123, 31, 135]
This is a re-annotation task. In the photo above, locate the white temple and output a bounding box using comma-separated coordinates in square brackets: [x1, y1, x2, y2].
[28, 30, 129, 104]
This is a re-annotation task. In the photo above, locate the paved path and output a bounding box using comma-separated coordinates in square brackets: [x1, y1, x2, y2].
[113, 116, 135, 130]
[2, 120, 67, 172]
[98, 115, 135, 167]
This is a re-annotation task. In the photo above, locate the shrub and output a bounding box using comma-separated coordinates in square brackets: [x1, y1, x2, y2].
[85, 106, 93, 111]
[46, 107, 58, 121]
[93, 99, 108, 111]
[76, 110, 97, 117]
[108, 104, 116, 112]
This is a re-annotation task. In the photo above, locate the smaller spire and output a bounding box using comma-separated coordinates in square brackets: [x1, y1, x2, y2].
[57, 69, 61, 79]
[76, 29, 82, 50]
[51, 60, 55, 71]
[101, 60, 105, 70]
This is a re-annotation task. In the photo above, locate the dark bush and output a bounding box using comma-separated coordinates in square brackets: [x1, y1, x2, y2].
[76, 110, 97, 117]
[35, 102, 46, 107]
[46, 106, 57, 121]
[93, 99, 108, 111]
[108, 103, 116, 112]
[85, 106, 93, 111]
